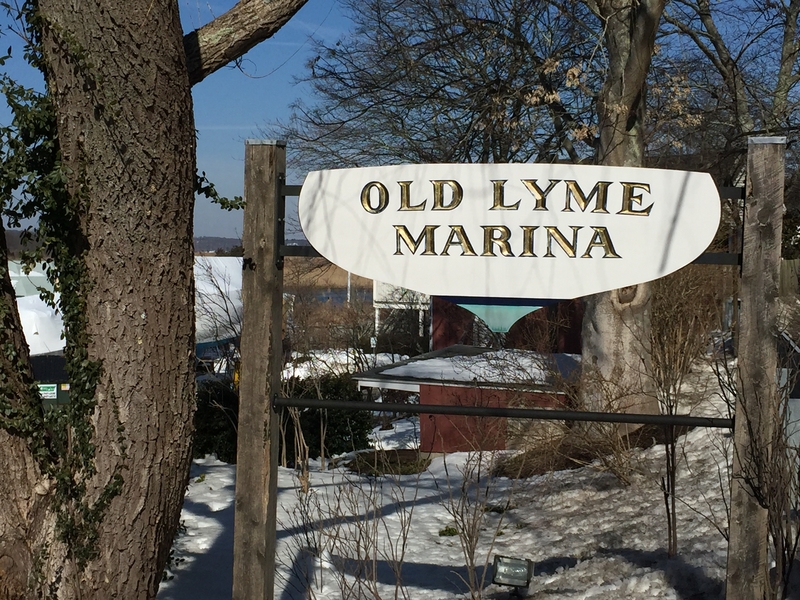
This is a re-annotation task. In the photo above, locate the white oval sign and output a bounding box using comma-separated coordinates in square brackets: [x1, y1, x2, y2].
[299, 164, 721, 299]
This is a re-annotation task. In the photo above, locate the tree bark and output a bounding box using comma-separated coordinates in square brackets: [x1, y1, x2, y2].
[31, 0, 196, 596]
[0, 230, 50, 600]
[0, 1, 305, 598]
[581, 0, 664, 418]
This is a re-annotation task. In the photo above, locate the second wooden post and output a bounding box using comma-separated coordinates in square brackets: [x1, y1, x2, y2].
[233, 140, 285, 600]
[726, 136, 786, 599]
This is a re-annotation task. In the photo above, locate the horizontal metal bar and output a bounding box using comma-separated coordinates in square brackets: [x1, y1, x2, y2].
[692, 252, 741, 265]
[280, 245, 321, 257]
[719, 186, 745, 200]
[282, 184, 303, 197]
[274, 396, 733, 429]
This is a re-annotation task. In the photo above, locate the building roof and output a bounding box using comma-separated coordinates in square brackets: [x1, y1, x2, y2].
[353, 344, 580, 393]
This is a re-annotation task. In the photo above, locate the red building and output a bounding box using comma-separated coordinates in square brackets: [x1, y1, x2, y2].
[354, 343, 580, 452]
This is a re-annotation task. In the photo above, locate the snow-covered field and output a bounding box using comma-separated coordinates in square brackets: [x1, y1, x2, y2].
[158, 386, 734, 600]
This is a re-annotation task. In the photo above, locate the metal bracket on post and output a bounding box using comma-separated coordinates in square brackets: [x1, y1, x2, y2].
[692, 186, 746, 266]
[276, 184, 322, 260]
[276, 173, 286, 271]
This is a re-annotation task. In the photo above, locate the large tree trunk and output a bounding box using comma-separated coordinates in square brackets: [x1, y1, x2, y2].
[0, 1, 195, 597]
[38, 0, 196, 595]
[581, 0, 664, 419]
[0, 1, 308, 598]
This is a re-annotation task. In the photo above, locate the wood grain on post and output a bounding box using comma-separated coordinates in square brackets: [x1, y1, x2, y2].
[726, 137, 786, 599]
[233, 140, 285, 600]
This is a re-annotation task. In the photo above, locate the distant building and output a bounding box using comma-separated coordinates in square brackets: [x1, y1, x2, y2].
[354, 345, 579, 452]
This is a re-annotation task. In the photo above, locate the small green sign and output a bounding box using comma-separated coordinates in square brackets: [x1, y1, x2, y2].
[38, 384, 57, 400]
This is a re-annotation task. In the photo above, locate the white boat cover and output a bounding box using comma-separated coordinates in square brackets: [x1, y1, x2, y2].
[11, 257, 243, 356]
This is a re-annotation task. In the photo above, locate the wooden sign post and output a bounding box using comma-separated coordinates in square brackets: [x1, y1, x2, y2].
[232, 140, 285, 600]
[726, 136, 786, 599]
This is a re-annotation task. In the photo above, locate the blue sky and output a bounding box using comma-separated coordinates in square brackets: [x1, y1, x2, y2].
[188, 0, 348, 238]
[0, 1, 349, 239]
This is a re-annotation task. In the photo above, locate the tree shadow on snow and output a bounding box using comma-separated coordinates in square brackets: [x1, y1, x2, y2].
[276, 479, 447, 543]
[278, 547, 489, 600]
[534, 555, 579, 576]
[598, 547, 724, 600]
[158, 495, 235, 599]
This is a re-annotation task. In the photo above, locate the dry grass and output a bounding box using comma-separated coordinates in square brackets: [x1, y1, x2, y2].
[345, 449, 432, 476]
[494, 424, 692, 479]
[284, 256, 371, 290]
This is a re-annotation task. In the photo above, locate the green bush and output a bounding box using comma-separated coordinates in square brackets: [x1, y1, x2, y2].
[193, 379, 239, 463]
[192, 373, 372, 465]
[281, 374, 372, 463]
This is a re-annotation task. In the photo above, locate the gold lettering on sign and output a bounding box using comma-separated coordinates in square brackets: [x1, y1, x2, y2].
[582, 227, 621, 258]
[398, 181, 426, 211]
[482, 226, 514, 257]
[490, 180, 520, 210]
[545, 226, 581, 258]
[520, 226, 538, 257]
[522, 179, 559, 211]
[441, 225, 477, 256]
[618, 182, 653, 216]
[394, 225, 438, 255]
[361, 181, 389, 214]
[563, 180, 611, 213]
[431, 180, 463, 210]
[389, 224, 623, 258]
[363, 173, 648, 260]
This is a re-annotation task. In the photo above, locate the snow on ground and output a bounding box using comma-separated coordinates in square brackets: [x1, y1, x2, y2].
[158, 371, 733, 600]
[380, 349, 579, 386]
[283, 350, 407, 381]
[370, 417, 420, 450]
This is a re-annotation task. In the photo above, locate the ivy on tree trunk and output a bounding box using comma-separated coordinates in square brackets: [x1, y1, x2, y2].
[0, 0, 308, 597]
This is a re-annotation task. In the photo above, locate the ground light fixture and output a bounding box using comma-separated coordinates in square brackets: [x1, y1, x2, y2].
[492, 554, 534, 590]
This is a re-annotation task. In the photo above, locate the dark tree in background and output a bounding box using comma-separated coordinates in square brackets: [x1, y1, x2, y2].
[580, 0, 664, 416]
[658, 0, 800, 256]
[279, 0, 800, 410]
[277, 0, 602, 170]
[277, 0, 664, 416]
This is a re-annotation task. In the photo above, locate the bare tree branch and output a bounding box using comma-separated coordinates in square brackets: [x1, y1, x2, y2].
[184, 0, 309, 86]
[773, 0, 800, 129]
[271, 0, 602, 170]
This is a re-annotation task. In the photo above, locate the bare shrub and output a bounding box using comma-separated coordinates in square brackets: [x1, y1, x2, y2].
[346, 449, 431, 476]
[278, 455, 422, 600]
[649, 264, 730, 556]
[705, 294, 800, 599]
[438, 450, 520, 600]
